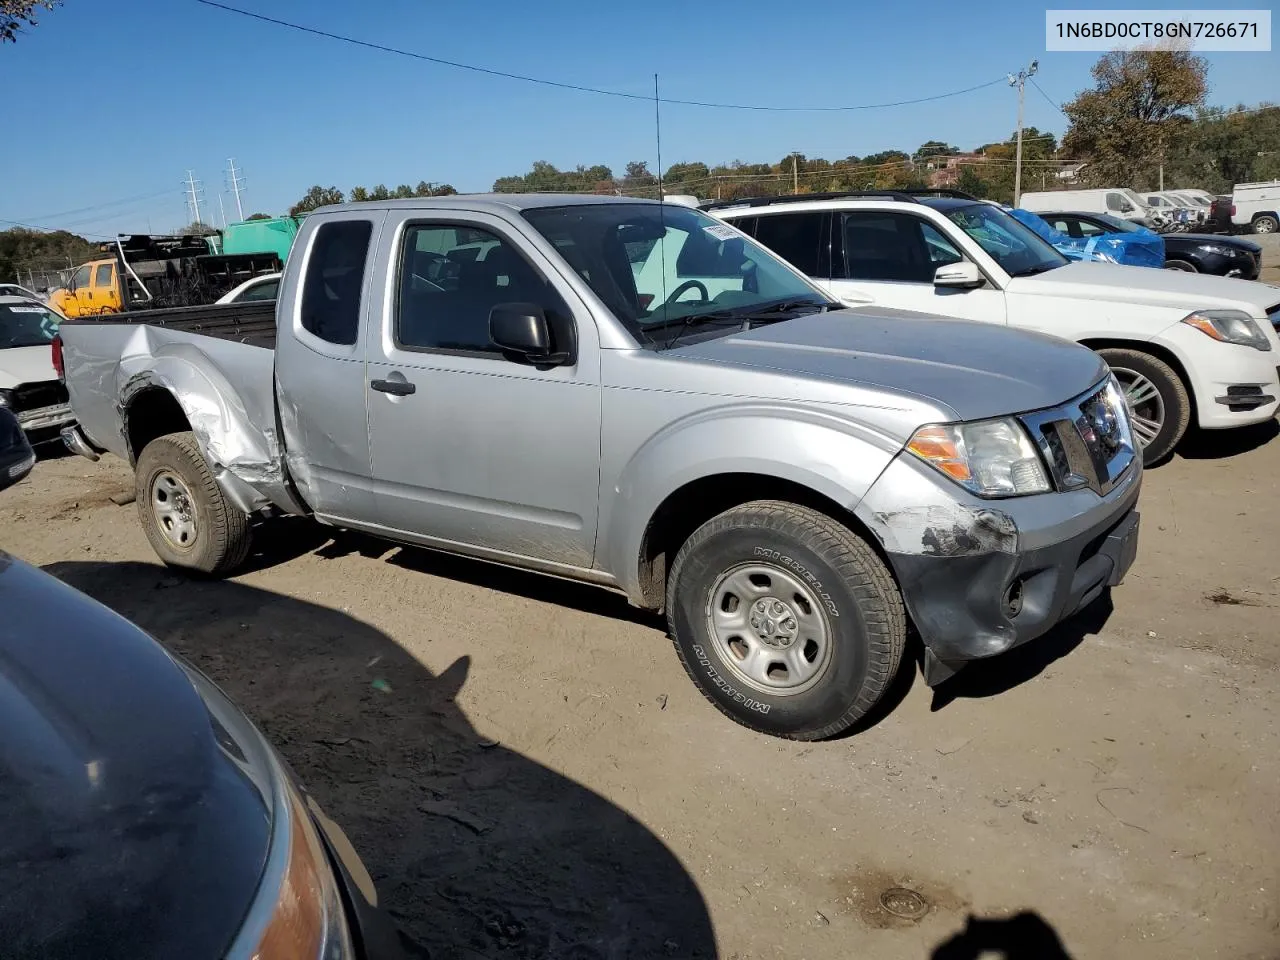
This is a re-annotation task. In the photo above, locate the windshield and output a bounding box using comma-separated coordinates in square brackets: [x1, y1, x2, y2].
[945, 203, 1068, 276]
[521, 202, 829, 344]
[1093, 213, 1146, 233]
[0, 302, 60, 348]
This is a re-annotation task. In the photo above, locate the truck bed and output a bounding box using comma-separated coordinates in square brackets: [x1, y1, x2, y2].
[60, 300, 276, 349]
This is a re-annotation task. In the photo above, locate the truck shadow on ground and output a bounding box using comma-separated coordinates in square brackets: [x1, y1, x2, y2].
[1177, 418, 1279, 460]
[930, 911, 1073, 959]
[44, 560, 719, 960]
[928, 595, 1114, 712]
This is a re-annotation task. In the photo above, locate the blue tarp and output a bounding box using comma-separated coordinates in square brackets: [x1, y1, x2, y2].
[1008, 208, 1165, 268]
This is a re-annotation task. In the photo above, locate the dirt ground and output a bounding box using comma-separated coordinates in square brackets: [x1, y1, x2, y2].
[1, 414, 1276, 960]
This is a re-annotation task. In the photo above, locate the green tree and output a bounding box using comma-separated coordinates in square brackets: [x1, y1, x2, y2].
[368, 185, 391, 201]
[1063, 49, 1208, 189]
[915, 140, 958, 159]
[180, 222, 219, 236]
[429, 184, 458, 196]
[245, 212, 271, 220]
[392, 184, 415, 199]
[349, 186, 370, 202]
[2, 0, 59, 43]
[0, 226, 95, 285]
[289, 185, 344, 217]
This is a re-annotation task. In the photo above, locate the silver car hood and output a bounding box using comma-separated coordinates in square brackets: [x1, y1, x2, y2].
[670, 309, 1109, 423]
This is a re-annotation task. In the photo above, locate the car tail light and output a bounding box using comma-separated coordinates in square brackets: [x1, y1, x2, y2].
[1230, 205, 1236, 217]
[51, 334, 64, 379]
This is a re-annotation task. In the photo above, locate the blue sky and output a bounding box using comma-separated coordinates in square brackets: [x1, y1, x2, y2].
[0, 0, 1274, 236]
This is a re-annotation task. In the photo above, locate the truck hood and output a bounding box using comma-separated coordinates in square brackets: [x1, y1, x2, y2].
[1011, 261, 1280, 315]
[670, 308, 1108, 422]
[0, 344, 57, 387]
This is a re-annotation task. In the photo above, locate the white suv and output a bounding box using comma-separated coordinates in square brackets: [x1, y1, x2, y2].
[710, 191, 1280, 464]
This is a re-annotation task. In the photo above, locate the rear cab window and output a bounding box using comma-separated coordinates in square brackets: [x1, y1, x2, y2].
[300, 220, 374, 346]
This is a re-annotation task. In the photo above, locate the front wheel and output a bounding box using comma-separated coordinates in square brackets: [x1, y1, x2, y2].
[1098, 348, 1190, 466]
[135, 431, 252, 576]
[666, 500, 906, 740]
[1163, 259, 1197, 272]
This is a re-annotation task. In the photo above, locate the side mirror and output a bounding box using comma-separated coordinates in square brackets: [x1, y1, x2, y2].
[0, 409, 35, 493]
[489, 303, 570, 365]
[933, 261, 983, 289]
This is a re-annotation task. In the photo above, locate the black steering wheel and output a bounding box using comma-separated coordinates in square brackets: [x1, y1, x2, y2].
[663, 279, 710, 306]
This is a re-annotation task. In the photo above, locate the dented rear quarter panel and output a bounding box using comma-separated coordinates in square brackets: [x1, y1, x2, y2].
[59, 322, 299, 514]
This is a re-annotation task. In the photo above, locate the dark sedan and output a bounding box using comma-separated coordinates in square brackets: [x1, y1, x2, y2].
[1040, 211, 1263, 279]
[0, 411, 402, 960]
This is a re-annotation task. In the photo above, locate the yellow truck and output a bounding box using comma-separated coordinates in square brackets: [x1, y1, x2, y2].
[47, 234, 280, 318]
[48, 258, 121, 316]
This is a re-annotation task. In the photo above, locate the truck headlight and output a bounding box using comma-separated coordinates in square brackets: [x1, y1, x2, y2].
[1182, 309, 1272, 351]
[907, 417, 1050, 497]
[0, 389, 13, 409]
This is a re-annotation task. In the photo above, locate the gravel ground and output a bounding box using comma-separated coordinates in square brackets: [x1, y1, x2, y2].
[3, 420, 1279, 960]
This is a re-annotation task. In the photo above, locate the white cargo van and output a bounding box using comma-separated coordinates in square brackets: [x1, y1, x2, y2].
[1231, 181, 1280, 234]
[1020, 188, 1153, 224]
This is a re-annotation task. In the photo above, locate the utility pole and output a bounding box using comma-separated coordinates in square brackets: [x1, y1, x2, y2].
[1008, 59, 1038, 207]
[218, 194, 228, 229]
[225, 158, 246, 221]
[792, 153, 800, 195]
[184, 170, 205, 225]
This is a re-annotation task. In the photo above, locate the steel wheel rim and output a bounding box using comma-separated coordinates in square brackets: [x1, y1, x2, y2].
[1163, 261, 1194, 272]
[705, 562, 833, 696]
[151, 470, 198, 550]
[1111, 367, 1165, 448]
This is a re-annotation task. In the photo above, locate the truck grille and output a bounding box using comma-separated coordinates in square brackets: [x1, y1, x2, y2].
[1020, 379, 1136, 496]
[11, 381, 68, 413]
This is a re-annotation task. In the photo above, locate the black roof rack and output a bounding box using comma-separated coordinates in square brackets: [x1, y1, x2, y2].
[896, 188, 981, 201]
[701, 190, 922, 211]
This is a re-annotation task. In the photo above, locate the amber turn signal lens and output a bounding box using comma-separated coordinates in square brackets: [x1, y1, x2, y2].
[907, 425, 972, 482]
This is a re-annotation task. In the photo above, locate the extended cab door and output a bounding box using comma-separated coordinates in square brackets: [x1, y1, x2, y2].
[274, 210, 385, 525]
[362, 211, 602, 569]
[826, 210, 1007, 324]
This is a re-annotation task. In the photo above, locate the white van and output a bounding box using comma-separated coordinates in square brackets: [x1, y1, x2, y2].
[1230, 181, 1280, 234]
[1019, 188, 1153, 224]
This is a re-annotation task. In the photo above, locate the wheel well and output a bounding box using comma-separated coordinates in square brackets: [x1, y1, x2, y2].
[635, 473, 887, 610]
[1078, 338, 1198, 420]
[125, 388, 192, 463]
[1250, 210, 1278, 224]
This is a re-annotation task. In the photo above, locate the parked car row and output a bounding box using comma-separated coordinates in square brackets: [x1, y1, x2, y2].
[1021, 181, 1280, 235]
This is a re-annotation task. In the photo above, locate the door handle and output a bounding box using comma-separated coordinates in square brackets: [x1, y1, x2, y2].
[370, 378, 416, 396]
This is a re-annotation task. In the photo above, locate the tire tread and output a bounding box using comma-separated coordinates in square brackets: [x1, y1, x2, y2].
[665, 500, 905, 740]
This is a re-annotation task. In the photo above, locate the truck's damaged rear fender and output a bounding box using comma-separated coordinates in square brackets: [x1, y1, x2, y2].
[116, 337, 300, 515]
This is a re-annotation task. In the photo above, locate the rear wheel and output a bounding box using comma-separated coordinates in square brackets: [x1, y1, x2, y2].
[135, 431, 252, 575]
[1098, 348, 1190, 466]
[666, 500, 906, 740]
[1251, 214, 1278, 235]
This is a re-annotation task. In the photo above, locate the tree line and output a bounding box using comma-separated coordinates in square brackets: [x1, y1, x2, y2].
[289, 181, 458, 216]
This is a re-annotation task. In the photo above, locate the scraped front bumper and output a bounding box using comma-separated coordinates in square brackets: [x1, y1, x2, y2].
[859, 446, 1142, 686]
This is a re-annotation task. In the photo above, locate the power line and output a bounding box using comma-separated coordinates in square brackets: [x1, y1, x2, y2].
[12, 188, 176, 224]
[193, 0, 1007, 112]
[0, 216, 115, 238]
[1030, 77, 1066, 115]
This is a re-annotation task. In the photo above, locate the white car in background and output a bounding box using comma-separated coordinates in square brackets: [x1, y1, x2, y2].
[0, 295, 74, 442]
[215, 272, 281, 304]
[708, 191, 1280, 464]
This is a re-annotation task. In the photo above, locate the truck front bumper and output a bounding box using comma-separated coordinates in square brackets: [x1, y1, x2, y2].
[859, 452, 1142, 686]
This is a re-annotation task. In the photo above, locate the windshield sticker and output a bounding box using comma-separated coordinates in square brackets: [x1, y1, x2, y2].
[8, 306, 45, 313]
[702, 224, 738, 242]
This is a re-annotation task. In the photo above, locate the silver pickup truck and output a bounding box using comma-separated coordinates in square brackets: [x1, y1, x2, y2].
[57, 195, 1141, 739]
